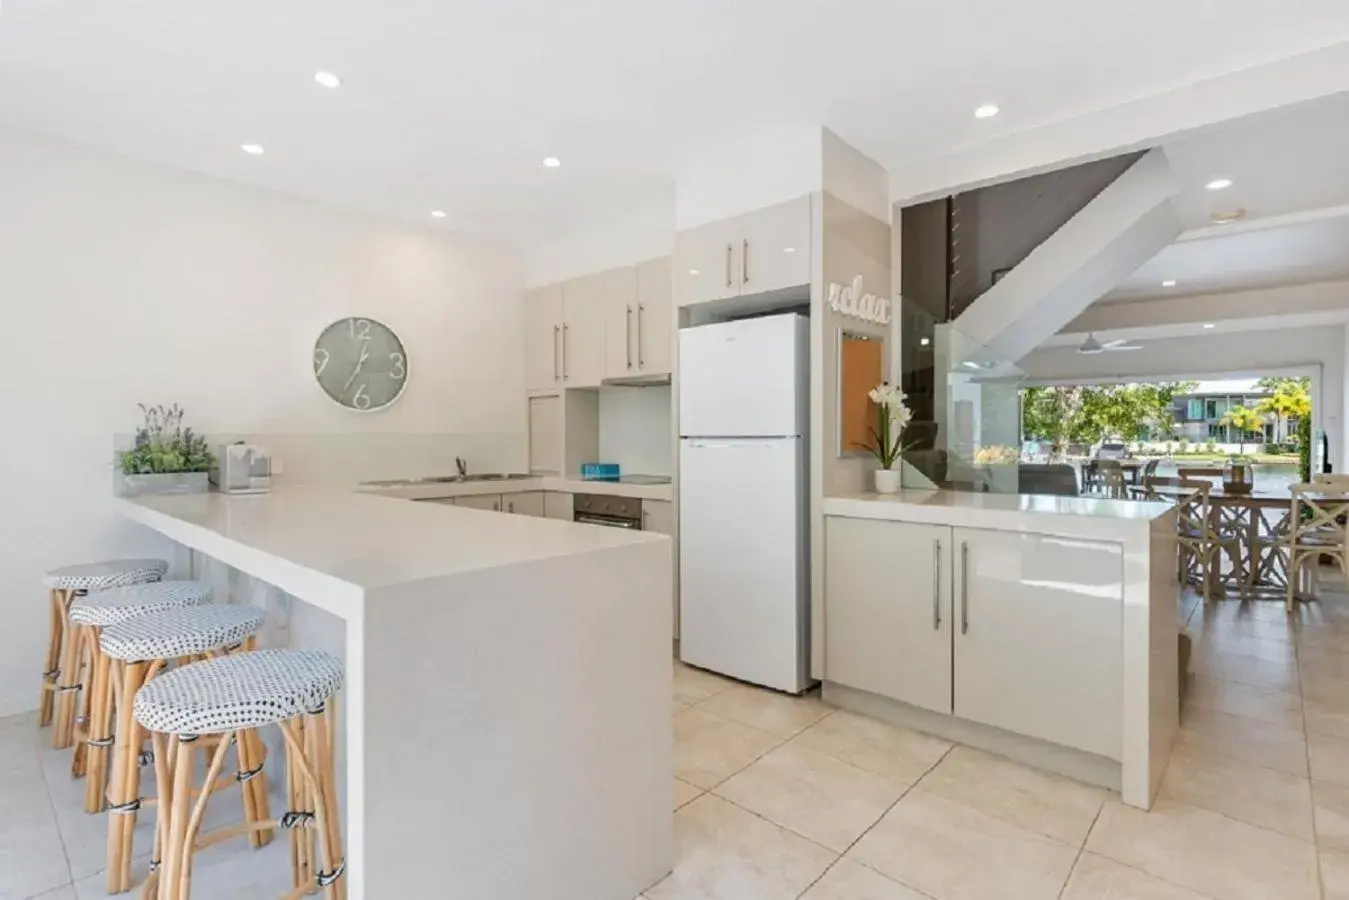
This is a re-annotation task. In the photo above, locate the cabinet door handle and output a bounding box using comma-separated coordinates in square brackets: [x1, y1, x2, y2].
[932, 538, 942, 630]
[725, 243, 733, 288]
[494, 501, 500, 511]
[960, 540, 970, 635]
[625, 306, 633, 369]
[507, 501, 514, 513]
[742, 239, 749, 285]
[637, 304, 645, 367]
[552, 324, 561, 381]
[562, 323, 569, 379]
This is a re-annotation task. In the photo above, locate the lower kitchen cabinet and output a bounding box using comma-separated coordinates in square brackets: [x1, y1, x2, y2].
[952, 527, 1122, 759]
[824, 517, 1124, 760]
[543, 492, 574, 521]
[504, 491, 544, 517]
[456, 494, 502, 512]
[641, 499, 678, 639]
[825, 518, 952, 714]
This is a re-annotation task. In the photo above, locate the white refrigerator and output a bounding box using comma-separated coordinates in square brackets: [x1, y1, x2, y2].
[678, 313, 812, 694]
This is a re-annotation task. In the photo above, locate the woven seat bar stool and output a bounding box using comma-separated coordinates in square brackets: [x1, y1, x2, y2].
[134, 648, 346, 900]
[100, 603, 270, 895]
[68, 581, 214, 814]
[41, 559, 168, 744]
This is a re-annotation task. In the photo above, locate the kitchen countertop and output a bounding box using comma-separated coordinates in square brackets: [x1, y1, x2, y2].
[117, 486, 667, 616]
[823, 489, 1174, 541]
[358, 475, 674, 503]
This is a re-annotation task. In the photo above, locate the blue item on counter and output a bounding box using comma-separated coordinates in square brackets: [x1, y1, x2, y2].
[581, 463, 621, 481]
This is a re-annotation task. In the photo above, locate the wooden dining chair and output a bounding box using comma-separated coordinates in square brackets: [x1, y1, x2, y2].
[1097, 460, 1127, 500]
[1146, 477, 1240, 602]
[1313, 474, 1349, 490]
[1276, 485, 1349, 611]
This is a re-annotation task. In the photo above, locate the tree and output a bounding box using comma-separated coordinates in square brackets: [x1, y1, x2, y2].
[1020, 382, 1195, 452]
[1220, 404, 1266, 455]
[1256, 379, 1311, 444]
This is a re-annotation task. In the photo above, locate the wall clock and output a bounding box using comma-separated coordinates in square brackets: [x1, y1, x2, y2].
[313, 317, 408, 411]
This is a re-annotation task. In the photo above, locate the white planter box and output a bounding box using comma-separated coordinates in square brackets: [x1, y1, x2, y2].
[119, 471, 210, 497]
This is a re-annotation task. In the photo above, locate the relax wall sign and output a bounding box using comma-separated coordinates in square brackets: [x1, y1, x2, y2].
[827, 275, 892, 325]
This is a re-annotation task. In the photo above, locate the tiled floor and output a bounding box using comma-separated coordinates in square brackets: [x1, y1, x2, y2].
[7, 581, 1349, 899]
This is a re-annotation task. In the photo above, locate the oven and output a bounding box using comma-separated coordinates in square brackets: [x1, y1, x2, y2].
[573, 493, 642, 529]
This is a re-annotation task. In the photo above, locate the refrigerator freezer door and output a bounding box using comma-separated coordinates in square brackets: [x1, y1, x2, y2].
[679, 438, 808, 692]
[678, 315, 807, 438]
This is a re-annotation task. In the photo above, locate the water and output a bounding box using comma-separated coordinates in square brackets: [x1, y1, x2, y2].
[1154, 461, 1299, 492]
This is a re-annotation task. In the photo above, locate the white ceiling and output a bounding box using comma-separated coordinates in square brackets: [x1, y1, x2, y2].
[4, 1, 1349, 243]
[1102, 216, 1349, 303]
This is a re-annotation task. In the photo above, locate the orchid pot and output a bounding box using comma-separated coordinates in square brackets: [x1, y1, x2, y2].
[855, 382, 913, 495]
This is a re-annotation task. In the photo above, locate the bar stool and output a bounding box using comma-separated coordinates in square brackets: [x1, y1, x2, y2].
[100, 603, 269, 894]
[68, 581, 214, 813]
[135, 648, 346, 900]
[41, 559, 168, 741]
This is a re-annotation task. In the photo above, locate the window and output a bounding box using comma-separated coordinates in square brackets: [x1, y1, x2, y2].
[1205, 399, 1224, 419]
[1186, 399, 1204, 420]
[1207, 423, 1227, 440]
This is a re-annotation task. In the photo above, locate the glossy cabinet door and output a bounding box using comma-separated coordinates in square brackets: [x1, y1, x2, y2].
[602, 266, 641, 379]
[641, 499, 678, 638]
[636, 256, 673, 375]
[561, 274, 607, 387]
[738, 196, 811, 296]
[824, 517, 953, 714]
[455, 494, 502, 512]
[504, 491, 545, 517]
[675, 217, 740, 308]
[952, 527, 1123, 760]
[524, 284, 563, 392]
[543, 492, 574, 521]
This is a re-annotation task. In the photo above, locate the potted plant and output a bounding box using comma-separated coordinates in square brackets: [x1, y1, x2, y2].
[118, 403, 215, 496]
[857, 382, 913, 494]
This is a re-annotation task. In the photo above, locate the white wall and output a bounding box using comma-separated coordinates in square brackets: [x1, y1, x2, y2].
[524, 199, 674, 287]
[598, 386, 672, 476]
[0, 129, 525, 715]
[1020, 324, 1345, 470]
[675, 123, 824, 229]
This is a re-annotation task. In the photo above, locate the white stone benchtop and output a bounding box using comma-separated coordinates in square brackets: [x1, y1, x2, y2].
[823, 490, 1174, 541]
[357, 475, 673, 503]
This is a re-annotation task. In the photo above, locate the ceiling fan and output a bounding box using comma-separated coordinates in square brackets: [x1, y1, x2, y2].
[1078, 333, 1141, 354]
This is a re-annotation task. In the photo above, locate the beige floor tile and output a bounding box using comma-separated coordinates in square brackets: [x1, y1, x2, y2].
[848, 790, 1077, 900]
[1303, 691, 1349, 740]
[1175, 707, 1308, 777]
[673, 707, 783, 789]
[673, 664, 735, 705]
[674, 777, 703, 811]
[1060, 852, 1213, 899]
[1198, 632, 1297, 663]
[1185, 674, 1303, 729]
[1324, 848, 1349, 900]
[695, 685, 831, 738]
[1084, 798, 1319, 900]
[1158, 744, 1314, 840]
[917, 745, 1106, 846]
[1190, 646, 1301, 692]
[790, 710, 952, 782]
[645, 794, 837, 900]
[1298, 650, 1349, 683]
[799, 859, 928, 900]
[1310, 731, 1349, 788]
[714, 743, 909, 852]
[672, 699, 688, 715]
[1315, 780, 1349, 853]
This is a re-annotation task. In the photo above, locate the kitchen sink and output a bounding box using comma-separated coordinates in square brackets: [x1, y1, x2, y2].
[361, 473, 532, 487]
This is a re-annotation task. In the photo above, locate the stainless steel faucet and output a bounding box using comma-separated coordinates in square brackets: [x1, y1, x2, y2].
[455, 456, 467, 477]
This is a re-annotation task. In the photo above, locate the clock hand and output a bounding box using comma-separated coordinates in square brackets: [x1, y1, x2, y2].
[341, 346, 371, 396]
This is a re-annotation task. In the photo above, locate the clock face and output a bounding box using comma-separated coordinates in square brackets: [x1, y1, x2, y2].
[313, 317, 408, 411]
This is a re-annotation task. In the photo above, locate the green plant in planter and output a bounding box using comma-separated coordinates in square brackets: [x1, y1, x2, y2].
[1299, 416, 1312, 484]
[119, 404, 215, 475]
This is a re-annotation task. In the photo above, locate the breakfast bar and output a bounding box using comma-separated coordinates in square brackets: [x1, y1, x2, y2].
[115, 487, 673, 900]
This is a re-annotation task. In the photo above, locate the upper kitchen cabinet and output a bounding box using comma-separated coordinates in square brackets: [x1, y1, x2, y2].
[739, 196, 812, 296]
[676, 196, 812, 308]
[635, 256, 673, 376]
[560, 274, 607, 388]
[524, 284, 563, 392]
[602, 266, 641, 380]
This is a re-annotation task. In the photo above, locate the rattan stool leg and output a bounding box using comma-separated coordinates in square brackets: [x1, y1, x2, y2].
[81, 633, 114, 812]
[39, 589, 67, 728]
[53, 616, 85, 750]
[106, 659, 149, 893]
[160, 735, 197, 900]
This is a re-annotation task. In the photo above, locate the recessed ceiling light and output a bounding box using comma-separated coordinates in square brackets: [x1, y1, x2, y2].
[1162, 280, 1177, 287]
[430, 210, 446, 219]
[1205, 177, 1233, 191]
[240, 144, 265, 155]
[920, 337, 931, 346]
[974, 104, 1000, 119]
[542, 157, 561, 168]
[688, 269, 699, 275]
[314, 70, 342, 88]
[1203, 323, 1215, 329]
[782, 247, 796, 254]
